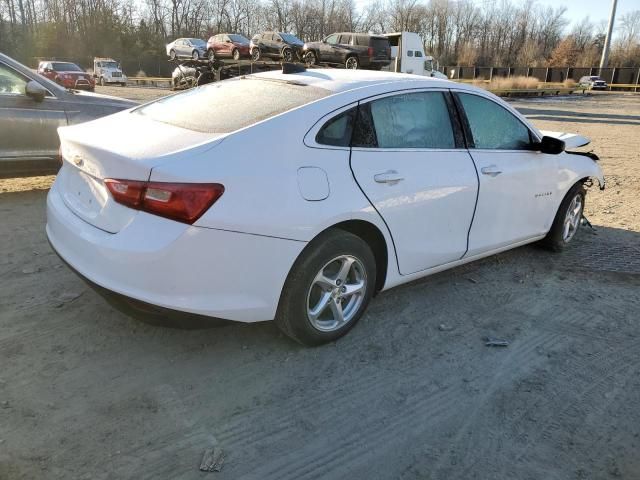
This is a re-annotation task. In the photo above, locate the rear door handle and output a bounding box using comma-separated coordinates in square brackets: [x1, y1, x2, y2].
[374, 170, 404, 185]
[481, 165, 502, 177]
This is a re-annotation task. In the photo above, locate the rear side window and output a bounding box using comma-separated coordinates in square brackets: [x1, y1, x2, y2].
[136, 78, 330, 133]
[359, 92, 455, 149]
[407, 51, 414, 57]
[340, 34, 352, 45]
[457, 93, 531, 150]
[355, 35, 368, 46]
[316, 108, 356, 147]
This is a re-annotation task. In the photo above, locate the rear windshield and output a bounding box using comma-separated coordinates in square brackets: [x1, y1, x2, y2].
[370, 38, 390, 50]
[135, 77, 330, 133]
[228, 34, 249, 43]
[52, 62, 83, 72]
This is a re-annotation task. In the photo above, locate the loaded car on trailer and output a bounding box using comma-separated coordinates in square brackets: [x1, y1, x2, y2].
[302, 32, 391, 70]
[37, 61, 95, 91]
[250, 32, 305, 63]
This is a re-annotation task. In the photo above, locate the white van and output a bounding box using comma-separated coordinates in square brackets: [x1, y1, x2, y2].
[383, 32, 447, 79]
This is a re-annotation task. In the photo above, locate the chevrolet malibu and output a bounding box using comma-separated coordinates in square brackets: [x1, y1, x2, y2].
[46, 69, 605, 346]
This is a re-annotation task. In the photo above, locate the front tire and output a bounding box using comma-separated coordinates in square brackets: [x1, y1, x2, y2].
[345, 55, 359, 69]
[282, 48, 293, 62]
[541, 183, 586, 251]
[251, 48, 261, 61]
[304, 50, 317, 66]
[232, 48, 240, 61]
[276, 230, 376, 346]
[169, 49, 176, 61]
[100, 76, 105, 86]
[192, 50, 199, 60]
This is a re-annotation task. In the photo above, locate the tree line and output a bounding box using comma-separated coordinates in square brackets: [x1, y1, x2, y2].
[1, 0, 639, 70]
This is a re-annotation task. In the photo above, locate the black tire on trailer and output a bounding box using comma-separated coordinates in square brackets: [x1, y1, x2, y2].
[304, 50, 317, 66]
[251, 48, 261, 61]
[232, 48, 240, 61]
[207, 49, 215, 62]
[282, 48, 293, 63]
[169, 49, 176, 61]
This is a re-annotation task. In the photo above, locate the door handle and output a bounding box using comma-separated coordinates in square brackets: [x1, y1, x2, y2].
[374, 170, 404, 185]
[481, 165, 502, 177]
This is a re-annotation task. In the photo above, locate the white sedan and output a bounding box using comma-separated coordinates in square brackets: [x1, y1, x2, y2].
[46, 69, 605, 346]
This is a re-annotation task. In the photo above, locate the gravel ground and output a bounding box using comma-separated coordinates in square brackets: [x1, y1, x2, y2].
[1, 91, 639, 480]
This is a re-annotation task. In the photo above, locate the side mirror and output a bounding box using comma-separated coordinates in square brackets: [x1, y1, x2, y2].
[538, 136, 565, 155]
[25, 80, 47, 102]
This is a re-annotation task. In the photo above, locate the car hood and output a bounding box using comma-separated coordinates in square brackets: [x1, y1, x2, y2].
[65, 90, 137, 109]
[57, 70, 91, 76]
[540, 130, 590, 149]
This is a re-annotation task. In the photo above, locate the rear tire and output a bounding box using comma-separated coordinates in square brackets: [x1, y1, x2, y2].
[207, 49, 215, 62]
[282, 48, 293, 62]
[169, 49, 176, 61]
[276, 229, 376, 346]
[541, 183, 586, 251]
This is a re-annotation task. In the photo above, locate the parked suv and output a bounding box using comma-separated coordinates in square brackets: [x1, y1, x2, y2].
[250, 32, 304, 62]
[303, 33, 391, 70]
[207, 33, 251, 61]
[578, 75, 608, 90]
[37, 61, 95, 91]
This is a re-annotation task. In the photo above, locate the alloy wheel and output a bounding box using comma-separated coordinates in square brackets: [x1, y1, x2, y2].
[283, 48, 293, 62]
[562, 194, 583, 242]
[304, 51, 317, 66]
[306, 255, 367, 332]
[345, 57, 358, 69]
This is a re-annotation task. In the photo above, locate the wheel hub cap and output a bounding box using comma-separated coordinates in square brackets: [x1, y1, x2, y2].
[306, 255, 366, 332]
[562, 194, 583, 242]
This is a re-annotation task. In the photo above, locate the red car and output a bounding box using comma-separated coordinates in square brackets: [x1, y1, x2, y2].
[206, 33, 251, 61]
[37, 61, 95, 91]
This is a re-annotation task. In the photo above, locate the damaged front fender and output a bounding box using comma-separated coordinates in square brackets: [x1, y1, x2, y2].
[565, 150, 606, 190]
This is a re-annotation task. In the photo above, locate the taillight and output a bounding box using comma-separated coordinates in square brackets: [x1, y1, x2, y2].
[368, 47, 374, 57]
[105, 179, 224, 224]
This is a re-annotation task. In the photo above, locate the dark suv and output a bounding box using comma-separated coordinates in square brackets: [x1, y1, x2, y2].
[250, 32, 305, 62]
[302, 33, 391, 70]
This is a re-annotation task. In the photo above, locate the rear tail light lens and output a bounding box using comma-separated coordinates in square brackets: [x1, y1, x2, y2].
[105, 179, 224, 224]
[368, 47, 374, 57]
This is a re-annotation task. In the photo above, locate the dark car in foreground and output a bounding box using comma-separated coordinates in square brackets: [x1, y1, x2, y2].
[37, 61, 95, 91]
[207, 33, 251, 61]
[303, 33, 391, 70]
[250, 32, 304, 62]
[0, 53, 137, 178]
[578, 75, 608, 90]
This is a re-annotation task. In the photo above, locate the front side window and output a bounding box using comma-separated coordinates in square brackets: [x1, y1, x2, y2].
[415, 51, 423, 58]
[325, 34, 339, 45]
[360, 92, 455, 149]
[0, 63, 27, 95]
[458, 93, 531, 150]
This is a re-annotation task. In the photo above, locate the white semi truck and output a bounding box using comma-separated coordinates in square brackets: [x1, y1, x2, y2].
[93, 58, 127, 86]
[383, 32, 447, 79]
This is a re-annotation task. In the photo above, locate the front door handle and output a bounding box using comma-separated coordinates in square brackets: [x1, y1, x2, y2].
[481, 165, 502, 177]
[374, 170, 404, 185]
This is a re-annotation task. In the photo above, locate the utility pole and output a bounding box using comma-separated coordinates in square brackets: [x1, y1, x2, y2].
[599, 0, 618, 70]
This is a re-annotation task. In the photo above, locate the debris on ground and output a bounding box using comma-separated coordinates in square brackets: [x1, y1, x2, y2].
[438, 324, 454, 332]
[54, 291, 83, 308]
[466, 277, 478, 284]
[484, 337, 509, 347]
[200, 446, 225, 472]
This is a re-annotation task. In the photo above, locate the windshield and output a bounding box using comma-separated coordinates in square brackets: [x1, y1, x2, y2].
[228, 34, 249, 43]
[52, 62, 83, 72]
[280, 33, 303, 44]
[99, 61, 118, 69]
[189, 38, 206, 46]
[135, 77, 330, 133]
[590, 76, 604, 81]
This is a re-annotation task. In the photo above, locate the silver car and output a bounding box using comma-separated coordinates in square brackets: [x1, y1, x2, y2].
[0, 53, 137, 178]
[166, 38, 207, 61]
[578, 75, 608, 90]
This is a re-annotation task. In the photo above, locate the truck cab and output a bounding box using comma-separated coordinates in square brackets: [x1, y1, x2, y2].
[383, 32, 447, 79]
[93, 58, 127, 87]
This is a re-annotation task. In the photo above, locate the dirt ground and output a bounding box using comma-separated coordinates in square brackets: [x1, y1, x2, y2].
[1, 91, 639, 480]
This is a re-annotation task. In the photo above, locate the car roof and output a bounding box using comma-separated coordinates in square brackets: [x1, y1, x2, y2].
[250, 68, 454, 94]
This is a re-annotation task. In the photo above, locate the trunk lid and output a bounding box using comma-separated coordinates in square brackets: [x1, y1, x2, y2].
[57, 110, 224, 233]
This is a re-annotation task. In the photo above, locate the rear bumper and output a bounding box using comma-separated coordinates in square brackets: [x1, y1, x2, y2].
[46, 178, 306, 322]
